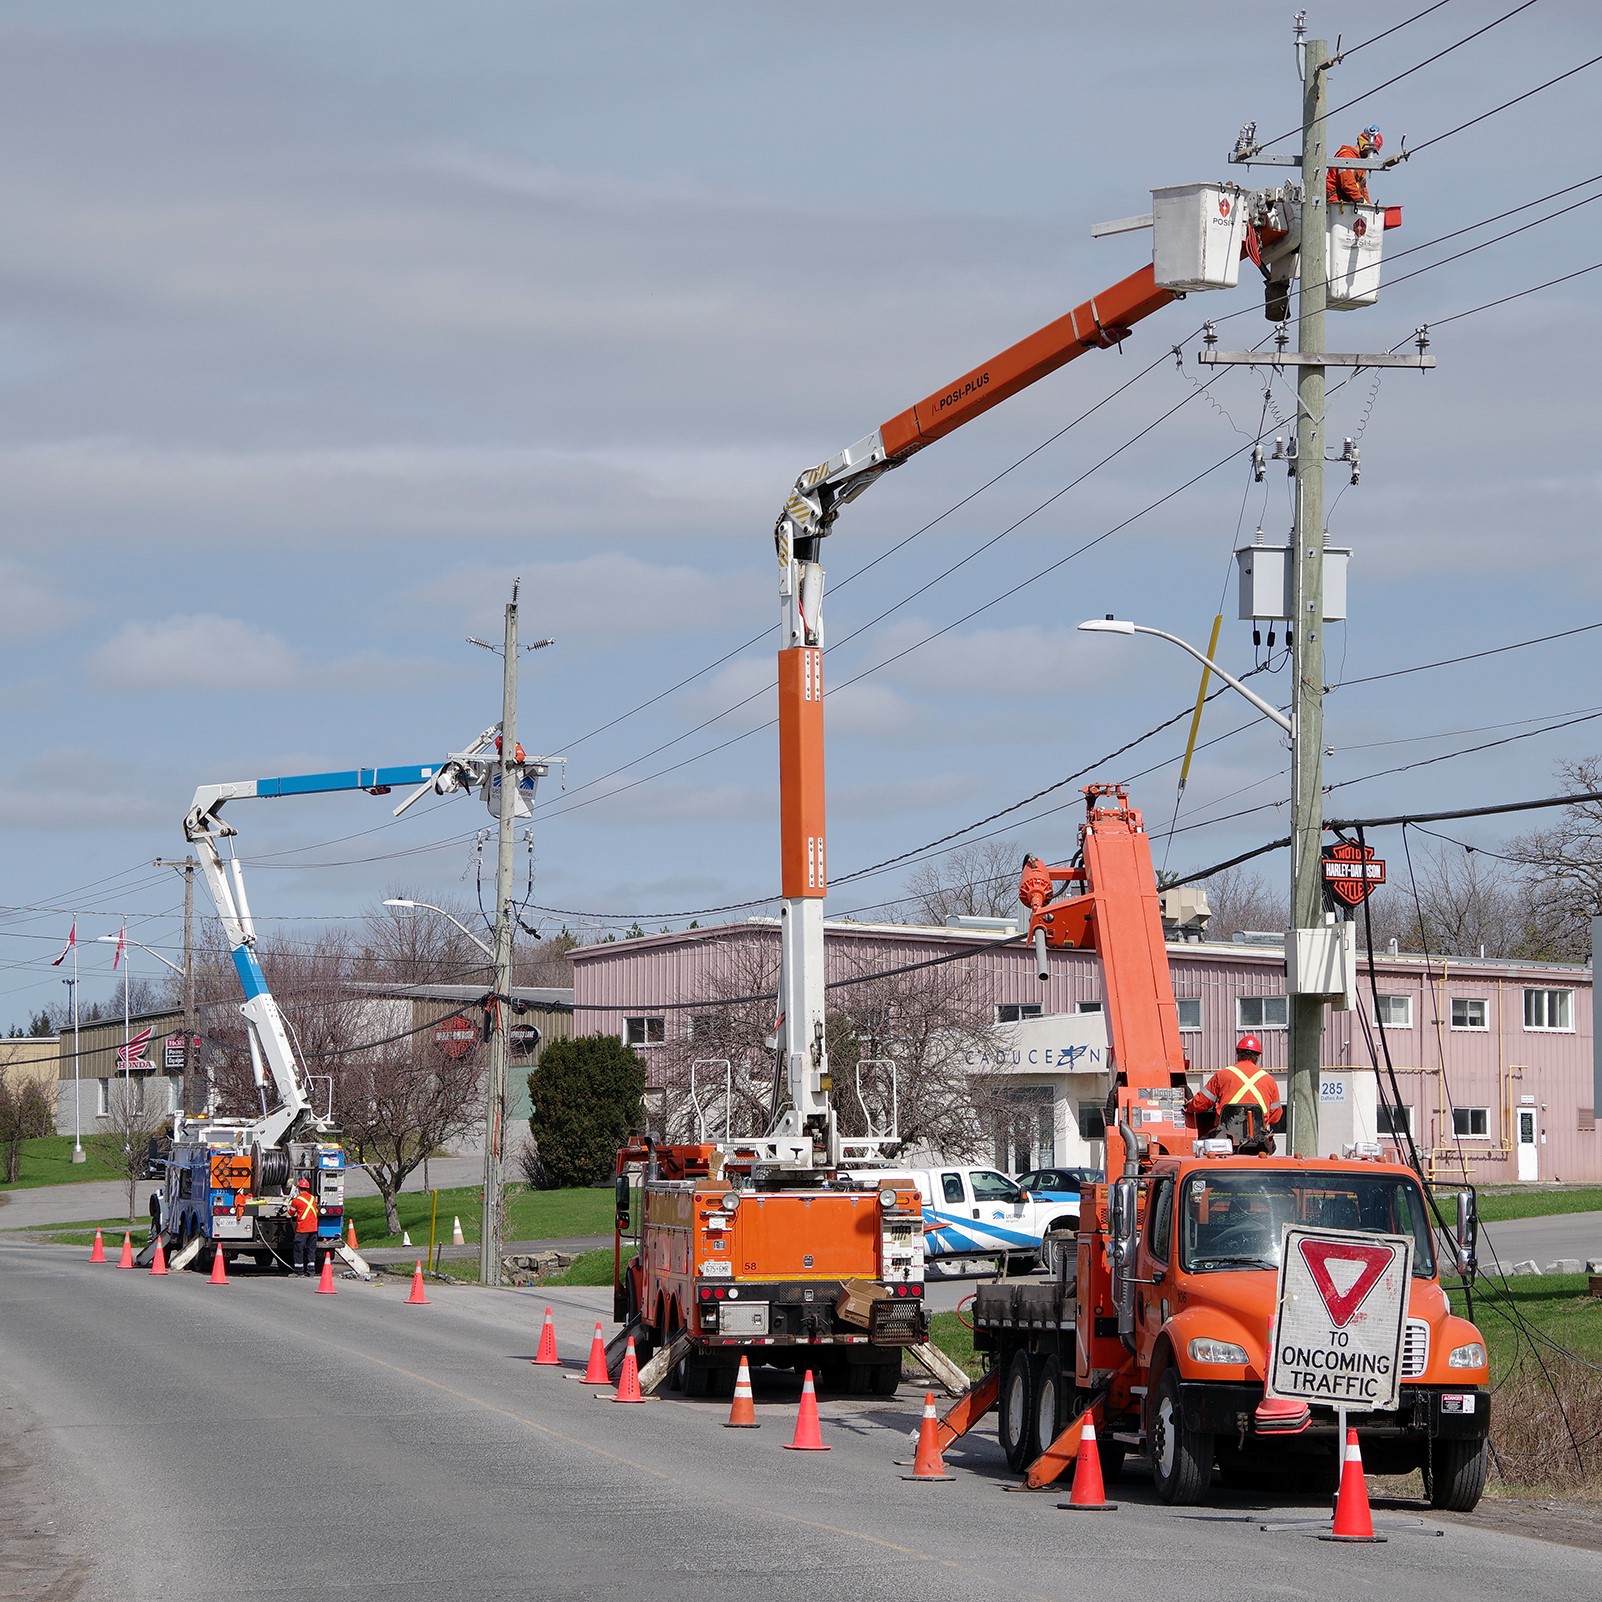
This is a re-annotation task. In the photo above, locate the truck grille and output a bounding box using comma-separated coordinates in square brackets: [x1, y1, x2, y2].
[1400, 1318, 1429, 1378]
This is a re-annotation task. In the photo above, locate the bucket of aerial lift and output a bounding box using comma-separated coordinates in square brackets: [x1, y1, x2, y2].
[1325, 203, 1385, 309]
[1151, 183, 1247, 292]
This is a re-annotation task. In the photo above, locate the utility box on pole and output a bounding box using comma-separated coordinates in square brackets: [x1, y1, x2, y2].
[1236, 545, 1349, 621]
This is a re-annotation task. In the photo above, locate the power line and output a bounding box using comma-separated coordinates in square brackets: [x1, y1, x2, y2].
[1328, 0, 1460, 64]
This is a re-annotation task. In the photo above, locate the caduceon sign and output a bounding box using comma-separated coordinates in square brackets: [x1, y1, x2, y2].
[962, 1011, 1110, 1073]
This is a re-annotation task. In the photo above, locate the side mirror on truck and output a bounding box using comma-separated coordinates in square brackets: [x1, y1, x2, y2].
[1453, 1188, 1478, 1281]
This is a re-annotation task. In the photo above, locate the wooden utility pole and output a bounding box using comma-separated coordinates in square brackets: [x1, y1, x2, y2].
[154, 857, 198, 1114]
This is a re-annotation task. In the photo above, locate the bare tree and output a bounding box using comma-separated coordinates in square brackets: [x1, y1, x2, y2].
[1502, 756, 1602, 960]
[1201, 865, 1290, 940]
[104, 1080, 170, 1223]
[900, 839, 1024, 926]
[0, 1063, 53, 1184]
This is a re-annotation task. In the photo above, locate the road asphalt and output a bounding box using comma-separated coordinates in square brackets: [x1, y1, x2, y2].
[3, 1237, 1597, 1602]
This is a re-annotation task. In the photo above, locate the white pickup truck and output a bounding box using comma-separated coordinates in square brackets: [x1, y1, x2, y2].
[845, 1165, 1073, 1273]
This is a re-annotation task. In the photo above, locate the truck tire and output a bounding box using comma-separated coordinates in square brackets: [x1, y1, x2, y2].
[1149, 1369, 1213, 1505]
[1042, 1228, 1077, 1282]
[869, 1351, 902, 1397]
[1423, 1436, 1487, 1512]
[999, 1348, 1037, 1472]
[1035, 1354, 1066, 1454]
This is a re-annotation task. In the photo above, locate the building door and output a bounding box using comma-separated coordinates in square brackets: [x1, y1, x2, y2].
[1516, 1107, 1538, 1182]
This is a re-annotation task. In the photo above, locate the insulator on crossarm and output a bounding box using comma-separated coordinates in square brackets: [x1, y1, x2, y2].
[1271, 436, 1285, 460]
[1252, 444, 1266, 482]
[1203, 321, 1218, 348]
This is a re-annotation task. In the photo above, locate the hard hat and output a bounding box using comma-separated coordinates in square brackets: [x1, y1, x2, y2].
[298, 1179, 312, 1190]
[1360, 124, 1383, 150]
[1236, 1035, 1263, 1055]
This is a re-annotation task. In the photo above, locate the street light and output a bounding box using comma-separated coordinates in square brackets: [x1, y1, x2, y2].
[382, 899, 495, 960]
[1076, 618, 1293, 736]
[96, 934, 183, 975]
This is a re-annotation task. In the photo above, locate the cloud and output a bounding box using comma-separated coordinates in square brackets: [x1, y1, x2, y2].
[0, 560, 77, 640]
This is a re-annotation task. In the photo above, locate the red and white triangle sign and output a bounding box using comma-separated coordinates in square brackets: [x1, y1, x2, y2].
[1296, 1237, 1396, 1327]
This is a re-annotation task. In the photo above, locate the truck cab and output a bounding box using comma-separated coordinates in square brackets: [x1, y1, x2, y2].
[849, 1165, 1057, 1271]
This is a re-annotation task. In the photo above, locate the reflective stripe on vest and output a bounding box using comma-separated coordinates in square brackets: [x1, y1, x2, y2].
[291, 1194, 318, 1229]
[1221, 1063, 1273, 1113]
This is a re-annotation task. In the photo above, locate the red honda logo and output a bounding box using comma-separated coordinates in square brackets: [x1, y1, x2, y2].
[1298, 1238, 1394, 1327]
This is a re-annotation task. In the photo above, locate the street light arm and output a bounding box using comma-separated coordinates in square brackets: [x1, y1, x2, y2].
[95, 934, 184, 975]
[1077, 619, 1294, 737]
[382, 899, 496, 960]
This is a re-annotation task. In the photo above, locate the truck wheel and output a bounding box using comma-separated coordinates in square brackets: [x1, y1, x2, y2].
[999, 1348, 1036, 1472]
[870, 1352, 902, 1397]
[1035, 1355, 1065, 1453]
[1149, 1369, 1213, 1505]
[675, 1354, 711, 1398]
[1423, 1437, 1487, 1512]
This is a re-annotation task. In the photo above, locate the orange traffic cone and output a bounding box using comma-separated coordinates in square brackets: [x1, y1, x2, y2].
[578, 1322, 611, 1384]
[1056, 1412, 1118, 1511]
[346, 1221, 358, 1251]
[89, 1229, 106, 1263]
[903, 1391, 955, 1480]
[783, 1370, 830, 1451]
[117, 1233, 135, 1269]
[532, 1307, 560, 1366]
[1320, 1427, 1383, 1542]
[406, 1260, 429, 1304]
[725, 1356, 759, 1428]
[612, 1337, 645, 1403]
[208, 1244, 228, 1285]
[149, 1238, 168, 1276]
[316, 1253, 337, 1294]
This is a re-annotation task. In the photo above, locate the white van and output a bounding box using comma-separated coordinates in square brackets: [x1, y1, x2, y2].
[846, 1165, 1057, 1271]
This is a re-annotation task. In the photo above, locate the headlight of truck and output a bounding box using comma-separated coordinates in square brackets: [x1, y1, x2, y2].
[1188, 1337, 1248, 1365]
[1447, 1342, 1486, 1369]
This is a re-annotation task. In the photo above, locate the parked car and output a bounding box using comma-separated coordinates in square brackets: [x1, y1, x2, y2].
[1014, 1166, 1104, 1277]
[843, 1164, 1056, 1273]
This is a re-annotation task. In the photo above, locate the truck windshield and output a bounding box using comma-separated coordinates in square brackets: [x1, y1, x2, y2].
[971, 1170, 1023, 1202]
[1178, 1169, 1435, 1277]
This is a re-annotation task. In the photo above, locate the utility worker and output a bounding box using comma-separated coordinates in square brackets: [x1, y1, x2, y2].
[1326, 125, 1382, 205]
[1018, 854, 1055, 913]
[1188, 1036, 1283, 1155]
[288, 1178, 320, 1276]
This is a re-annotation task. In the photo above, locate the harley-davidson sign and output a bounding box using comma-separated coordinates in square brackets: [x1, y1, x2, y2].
[1322, 841, 1385, 907]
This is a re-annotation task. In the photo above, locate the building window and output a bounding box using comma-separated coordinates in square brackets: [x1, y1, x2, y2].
[1076, 1000, 1104, 1014]
[1237, 995, 1289, 1032]
[996, 1003, 1043, 1024]
[1376, 1101, 1414, 1139]
[1077, 1101, 1106, 1140]
[624, 1016, 665, 1048]
[1374, 994, 1413, 1029]
[1450, 997, 1488, 1031]
[1175, 998, 1202, 1032]
[996, 1087, 1054, 1172]
[1452, 1107, 1490, 1139]
[96, 1079, 110, 1117]
[1523, 989, 1572, 1032]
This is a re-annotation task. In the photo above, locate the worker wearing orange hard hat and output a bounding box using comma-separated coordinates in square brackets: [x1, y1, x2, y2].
[288, 1178, 320, 1276]
[1326, 125, 1382, 205]
[1187, 1036, 1283, 1154]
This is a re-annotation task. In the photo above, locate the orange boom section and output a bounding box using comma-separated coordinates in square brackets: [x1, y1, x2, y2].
[778, 646, 826, 898]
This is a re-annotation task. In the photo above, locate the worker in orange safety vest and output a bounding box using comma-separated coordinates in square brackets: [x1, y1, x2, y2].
[1187, 1036, 1283, 1155]
[288, 1179, 320, 1276]
[1326, 125, 1382, 205]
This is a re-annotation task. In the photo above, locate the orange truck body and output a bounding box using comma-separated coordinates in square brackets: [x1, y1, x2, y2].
[971, 786, 1491, 1510]
[614, 1141, 927, 1396]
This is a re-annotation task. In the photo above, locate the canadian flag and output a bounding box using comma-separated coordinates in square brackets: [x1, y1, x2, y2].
[111, 926, 126, 969]
[50, 923, 76, 967]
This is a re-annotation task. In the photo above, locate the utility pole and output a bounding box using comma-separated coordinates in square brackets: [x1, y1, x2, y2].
[155, 857, 198, 1115]
[1286, 34, 1330, 1158]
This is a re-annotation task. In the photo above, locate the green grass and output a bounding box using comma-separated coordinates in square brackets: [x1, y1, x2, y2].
[340, 1183, 613, 1249]
[930, 1310, 984, 1379]
[1474, 1186, 1602, 1224]
[385, 1245, 628, 1288]
[1451, 1274, 1602, 1376]
[0, 1135, 133, 1189]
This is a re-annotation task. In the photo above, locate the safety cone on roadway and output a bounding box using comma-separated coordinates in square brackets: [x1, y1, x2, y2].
[783, 1370, 830, 1451]
[346, 1221, 358, 1250]
[149, 1237, 168, 1276]
[724, 1356, 758, 1428]
[1056, 1413, 1117, 1511]
[316, 1253, 337, 1295]
[532, 1307, 560, 1366]
[1320, 1428, 1383, 1542]
[89, 1229, 106, 1263]
[903, 1392, 955, 1481]
[452, 1216, 465, 1246]
[406, 1259, 429, 1305]
[117, 1232, 135, 1269]
[208, 1243, 228, 1285]
[612, 1337, 645, 1403]
[578, 1322, 611, 1384]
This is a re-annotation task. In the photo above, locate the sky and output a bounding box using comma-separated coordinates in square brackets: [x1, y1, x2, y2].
[2, 1, 1599, 1028]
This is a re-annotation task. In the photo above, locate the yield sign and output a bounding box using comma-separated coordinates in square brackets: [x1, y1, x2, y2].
[1298, 1237, 1393, 1327]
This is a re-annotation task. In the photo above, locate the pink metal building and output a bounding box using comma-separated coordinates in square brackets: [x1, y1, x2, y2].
[571, 920, 1596, 1184]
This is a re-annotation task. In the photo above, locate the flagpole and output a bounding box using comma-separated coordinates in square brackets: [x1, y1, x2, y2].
[120, 924, 131, 1154]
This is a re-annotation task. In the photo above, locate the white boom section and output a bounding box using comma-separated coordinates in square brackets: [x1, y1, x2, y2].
[182, 727, 512, 1149]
